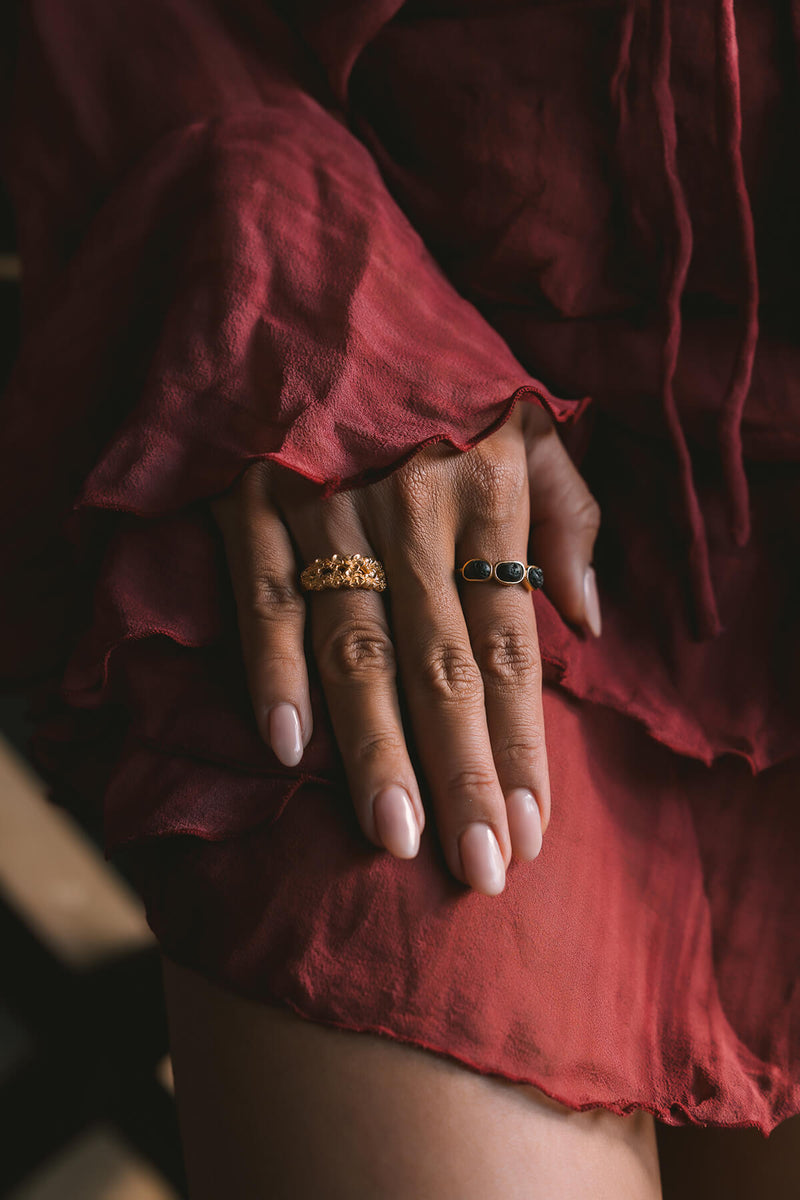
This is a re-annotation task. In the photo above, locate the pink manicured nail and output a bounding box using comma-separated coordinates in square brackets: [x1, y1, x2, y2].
[268, 703, 303, 767]
[583, 566, 602, 638]
[506, 789, 543, 860]
[373, 787, 420, 859]
[458, 823, 506, 895]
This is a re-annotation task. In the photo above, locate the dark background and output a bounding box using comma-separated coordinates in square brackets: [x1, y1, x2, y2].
[0, 169, 187, 1198]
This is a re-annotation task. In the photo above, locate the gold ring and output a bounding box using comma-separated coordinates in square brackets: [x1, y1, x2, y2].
[300, 553, 387, 592]
[458, 559, 544, 590]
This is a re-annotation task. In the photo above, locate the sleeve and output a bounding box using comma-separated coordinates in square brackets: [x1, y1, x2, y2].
[0, 0, 592, 843]
[0, 0, 587, 703]
[1, 0, 584, 515]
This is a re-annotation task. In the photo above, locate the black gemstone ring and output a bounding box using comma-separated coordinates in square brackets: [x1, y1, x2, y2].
[524, 565, 545, 592]
[494, 560, 526, 585]
[459, 558, 494, 582]
[458, 559, 543, 589]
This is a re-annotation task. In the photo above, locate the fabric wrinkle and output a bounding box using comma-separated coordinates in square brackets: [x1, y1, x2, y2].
[1, 0, 799, 1134]
[651, 0, 722, 638]
[714, 0, 758, 550]
[643, 0, 759, 639]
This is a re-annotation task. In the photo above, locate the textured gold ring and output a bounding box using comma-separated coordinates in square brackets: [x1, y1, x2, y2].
[300, 553, 387, 593]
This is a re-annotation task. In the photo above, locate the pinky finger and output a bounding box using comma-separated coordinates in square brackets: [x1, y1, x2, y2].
[213, 467, 312, 766]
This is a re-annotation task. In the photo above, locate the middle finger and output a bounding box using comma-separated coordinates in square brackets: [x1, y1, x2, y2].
[384, 527, 514, 897]
[456, 543, 549, 861]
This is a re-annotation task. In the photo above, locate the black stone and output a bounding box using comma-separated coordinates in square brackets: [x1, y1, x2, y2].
[495, 560, 525, 584]
[462, 558, 492, 581]
[527, 565, 545, 590]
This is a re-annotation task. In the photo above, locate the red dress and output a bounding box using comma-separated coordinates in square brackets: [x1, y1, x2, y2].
[2, 0, 799, 1132]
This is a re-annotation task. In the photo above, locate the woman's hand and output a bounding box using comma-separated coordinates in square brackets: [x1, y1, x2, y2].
[210, 402, 601, 896]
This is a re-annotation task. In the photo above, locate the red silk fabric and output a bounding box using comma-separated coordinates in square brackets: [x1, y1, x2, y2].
[1, 0, 799, 1130]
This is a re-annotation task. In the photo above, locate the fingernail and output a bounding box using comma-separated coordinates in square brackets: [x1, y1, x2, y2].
[268, 702, 303, 767]
[373, 786, 420, 859]
[506, 789, 543, 860]
[458, 823, 506, 895]
[583, 566, 602, 637]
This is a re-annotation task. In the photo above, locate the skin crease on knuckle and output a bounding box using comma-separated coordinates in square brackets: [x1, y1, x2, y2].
[463, 446, 528, 529]
[472, 627, 540, 689]
[257, 427, 547, 888]
[360, 437, 468, 534]
[366, 426, 539, 805]
[418, 642, 485, 703]
[247, 576, 305, 623]
[355, 730, 409, 769]
[492, 731, 547, 770]
[315, 621, 397, 686]
[444, 765, 504, 801]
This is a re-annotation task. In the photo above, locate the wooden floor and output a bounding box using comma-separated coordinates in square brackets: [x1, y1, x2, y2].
[8, 1127, 179, 1200]
[0, 728, 186, 1198]
[0, 207, 187, 1198]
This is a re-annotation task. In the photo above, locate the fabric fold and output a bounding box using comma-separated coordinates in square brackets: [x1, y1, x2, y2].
[68, 109, 584, 515]
[0, 0, 584, 691]
[3, 0, 799, 802]
[2, 0, 800, 1138]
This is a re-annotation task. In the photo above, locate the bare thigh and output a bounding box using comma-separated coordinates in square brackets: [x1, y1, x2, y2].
[161, 955, 662, 1200]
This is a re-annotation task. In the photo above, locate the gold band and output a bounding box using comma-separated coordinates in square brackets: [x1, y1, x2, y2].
[458, 559, 544, 590]
[300, 553, 387, 593]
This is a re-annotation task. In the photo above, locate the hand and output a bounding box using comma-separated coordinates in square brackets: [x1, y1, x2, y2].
[210, 403, 601, 896]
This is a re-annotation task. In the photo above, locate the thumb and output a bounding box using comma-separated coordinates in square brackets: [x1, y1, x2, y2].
[523, 408, 602, 637]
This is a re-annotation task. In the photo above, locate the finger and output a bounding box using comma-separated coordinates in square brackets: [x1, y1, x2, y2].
[457, 541, 550, 854]
[211, 464, 311, 767]
[524, 407, 603, 637]
[381, 520, 512, 897]
[455, 428, 549, 851]
[284, 491, 426, 860]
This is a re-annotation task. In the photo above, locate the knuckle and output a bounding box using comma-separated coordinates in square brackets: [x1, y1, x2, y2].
[317, 622, 396, 682]
[255, 651, 303, 679]
[445, 766, 500, 803]
[475, 628, 539, 686]
[356, 731, 407, 767]
[495, 731, 546, 768]
[467, 445, 526, 522]
[247, 576, 305, 621]
[386, 458, 436, 532]
[419, 644, 483, 701]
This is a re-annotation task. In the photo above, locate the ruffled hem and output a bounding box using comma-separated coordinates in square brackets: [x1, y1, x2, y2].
[77, 381, 589, 514]
[58, 411, 800, 781]
[24, 624, 800, 1136]
[3, 8, 798, 770]
[90, 685, 800, 1137]
[4, 0, 800, 1140]
[164, 975, 798, 1136]
[150, 949, 796, 1137]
